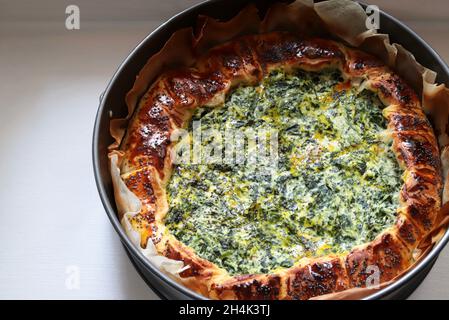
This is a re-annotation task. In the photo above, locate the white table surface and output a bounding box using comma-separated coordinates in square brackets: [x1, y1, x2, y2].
[1, 6, 449, 300]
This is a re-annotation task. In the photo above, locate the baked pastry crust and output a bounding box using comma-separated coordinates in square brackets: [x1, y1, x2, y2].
[115, 32, 442, 299]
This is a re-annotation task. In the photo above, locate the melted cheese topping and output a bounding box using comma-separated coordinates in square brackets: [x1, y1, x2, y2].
[165, 69, 402, 275]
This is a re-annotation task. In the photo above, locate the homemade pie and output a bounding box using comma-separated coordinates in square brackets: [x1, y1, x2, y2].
[114, 32, 442, 299]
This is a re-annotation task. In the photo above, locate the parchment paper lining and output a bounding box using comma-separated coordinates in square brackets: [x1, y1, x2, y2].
[108, 0, 449, 299]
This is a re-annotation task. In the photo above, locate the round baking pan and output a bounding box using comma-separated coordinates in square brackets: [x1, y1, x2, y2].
[93, 0, 449, 300]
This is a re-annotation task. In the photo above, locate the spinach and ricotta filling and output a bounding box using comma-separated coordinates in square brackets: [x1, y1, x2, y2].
[165, 69, 402, 275]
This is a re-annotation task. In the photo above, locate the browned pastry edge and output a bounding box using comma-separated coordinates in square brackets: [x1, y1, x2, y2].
[116, 32, 442, 300]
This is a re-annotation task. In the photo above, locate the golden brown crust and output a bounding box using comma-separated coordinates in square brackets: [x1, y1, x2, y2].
[116, 32, 442, 299]
[283, 256, 350, 300]
[121, 166, 164, 247]
[345, 232, 412, 287]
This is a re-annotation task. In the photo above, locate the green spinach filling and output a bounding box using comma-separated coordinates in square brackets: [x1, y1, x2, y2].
[165, 69, 402, 275]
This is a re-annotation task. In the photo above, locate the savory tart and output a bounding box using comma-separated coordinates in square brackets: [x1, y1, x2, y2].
[115, 32, 442, 299]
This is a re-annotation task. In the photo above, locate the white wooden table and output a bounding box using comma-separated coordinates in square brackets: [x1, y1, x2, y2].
[0, 0, 448, 299]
